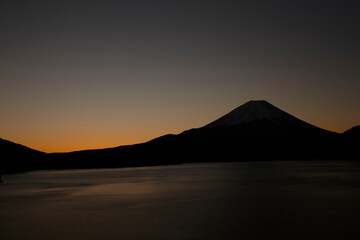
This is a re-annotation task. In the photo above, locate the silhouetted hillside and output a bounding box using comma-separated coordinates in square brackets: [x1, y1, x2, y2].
[340, 126, 360, 160]
[343, 125, 360, 138]
[0, 138, 46, 173]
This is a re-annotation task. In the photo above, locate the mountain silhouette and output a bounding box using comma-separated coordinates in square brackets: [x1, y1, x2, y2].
[203, 100, 331, 137]
[343, 125, 360, 138]
[341, 125, 360, 160]
[45, 100, 349, 169]
[206, 100, 316, 128]
[0, 138, 46, 173]
[164, 100, 338, 160]
[1, 100, 358, 172]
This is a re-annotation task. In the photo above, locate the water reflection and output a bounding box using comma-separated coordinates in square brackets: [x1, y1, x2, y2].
[73, 182, 173, 196]
[1, 161, 360, 240]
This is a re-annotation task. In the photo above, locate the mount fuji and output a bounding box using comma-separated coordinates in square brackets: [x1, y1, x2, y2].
[196, 100, 334, 137]
[46, 100, 344, 169]
[205, 100, 319, 128]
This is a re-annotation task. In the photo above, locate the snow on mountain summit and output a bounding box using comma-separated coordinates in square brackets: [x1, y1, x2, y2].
[205, 100, 309, 128]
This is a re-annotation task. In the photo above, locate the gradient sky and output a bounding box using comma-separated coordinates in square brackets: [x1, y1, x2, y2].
[1, 0, 359, 153]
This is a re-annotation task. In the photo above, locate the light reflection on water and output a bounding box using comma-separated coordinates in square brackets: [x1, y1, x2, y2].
[1, 161, 360, 240]
[72, 182, 182, 196]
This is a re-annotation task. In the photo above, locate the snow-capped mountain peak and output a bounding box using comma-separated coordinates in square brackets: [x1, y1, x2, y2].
[205, 100, 307, 128]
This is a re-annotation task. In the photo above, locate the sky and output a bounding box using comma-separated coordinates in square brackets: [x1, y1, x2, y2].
[1, 0, 359, 153]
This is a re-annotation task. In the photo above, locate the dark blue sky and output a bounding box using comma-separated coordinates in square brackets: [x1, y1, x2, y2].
[1, 0, 359, 152]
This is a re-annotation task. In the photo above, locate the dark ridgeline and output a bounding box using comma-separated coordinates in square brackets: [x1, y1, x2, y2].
[0, 138, 46, 174]
[343, 125, 360, 138]
[1, 100, 359, 172]
[341, 125, 360, 159]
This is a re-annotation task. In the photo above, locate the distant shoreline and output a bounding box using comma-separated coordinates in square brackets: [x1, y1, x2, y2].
[3, 158, 359, 176]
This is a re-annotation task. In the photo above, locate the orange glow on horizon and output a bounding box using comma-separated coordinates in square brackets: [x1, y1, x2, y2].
[1, 97, 359, 153]
[8, 120, 357, 154]
[27, 134, 167, 153]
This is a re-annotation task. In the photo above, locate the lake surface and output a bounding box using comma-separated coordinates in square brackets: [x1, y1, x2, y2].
[1, 161, 360, 240]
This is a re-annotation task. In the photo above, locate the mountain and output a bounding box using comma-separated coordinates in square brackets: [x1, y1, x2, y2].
[2, 100, 358, 172]
[47, 100, 344, 169]
[171, 100, 339, 160]
[206, 100, 313, 128]
[341, 126, 360, 160]
[203, 100, 331, 136]
[343, 125, 360, 138]
[0, 138, 46, 173]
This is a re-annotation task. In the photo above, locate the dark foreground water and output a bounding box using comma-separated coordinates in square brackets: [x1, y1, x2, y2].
[1, 161, 360, 240]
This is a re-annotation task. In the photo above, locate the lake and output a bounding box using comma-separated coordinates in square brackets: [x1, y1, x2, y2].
[1, 161, 360, 240]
